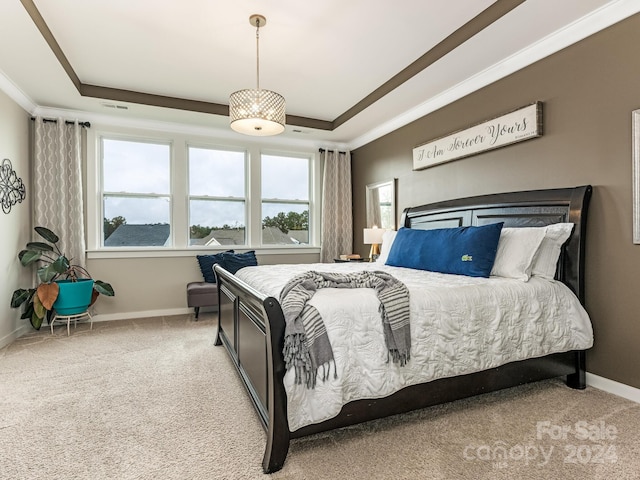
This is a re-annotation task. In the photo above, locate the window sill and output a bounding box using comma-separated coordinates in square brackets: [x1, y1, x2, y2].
[87, 246, 321, 259]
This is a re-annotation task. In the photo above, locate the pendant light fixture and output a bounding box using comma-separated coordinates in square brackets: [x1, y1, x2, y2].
[229, 15, 286, 136]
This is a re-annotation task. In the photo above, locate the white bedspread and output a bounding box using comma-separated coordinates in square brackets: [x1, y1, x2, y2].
[235, 262, 593, 431]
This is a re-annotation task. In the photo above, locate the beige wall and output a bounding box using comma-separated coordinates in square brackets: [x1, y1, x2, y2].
[0, 90, 30, 347]
[82, 124, 322, 319]
[86, 251, 320, 318]
[353, 13, 640, 389]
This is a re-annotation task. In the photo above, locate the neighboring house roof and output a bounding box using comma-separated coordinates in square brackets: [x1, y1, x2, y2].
[261, 228, 309, 245]
[288, 230, 309, 244]
[104, 224, 170, 247]
[189, 231, 221, 246]
[205, 229, 246, 246]
[261, 227, 294, 245]
[189, 227, 308, 246]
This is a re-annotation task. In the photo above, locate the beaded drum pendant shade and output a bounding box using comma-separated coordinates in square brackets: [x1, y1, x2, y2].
[229, 15, 286, 136]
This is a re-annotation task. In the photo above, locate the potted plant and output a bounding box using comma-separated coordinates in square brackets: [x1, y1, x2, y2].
[10, 226, 115, 330]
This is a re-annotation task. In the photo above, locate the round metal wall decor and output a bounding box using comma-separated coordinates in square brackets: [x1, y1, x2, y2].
[0, 158, 26, 214]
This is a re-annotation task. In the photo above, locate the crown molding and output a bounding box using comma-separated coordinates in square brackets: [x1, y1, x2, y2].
[0, 68, 36, 113]
[32, 106, 347, 151]
[347, 0, 640, 150]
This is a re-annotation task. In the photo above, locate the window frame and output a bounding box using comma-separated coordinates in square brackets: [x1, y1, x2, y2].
[86, 126, 321, 258]
[187, 144, 248, 247]
[100, 135, 174, 248]
[260, 151, 313, 247]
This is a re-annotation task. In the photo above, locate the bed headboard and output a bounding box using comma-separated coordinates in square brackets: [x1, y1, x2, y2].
[400, 185, 593, 303]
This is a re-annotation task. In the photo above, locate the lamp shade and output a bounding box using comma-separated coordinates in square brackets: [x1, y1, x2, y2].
[229, 88, 286, 136]
[363, 227, 385, 245]
[229, 15, 285, 136]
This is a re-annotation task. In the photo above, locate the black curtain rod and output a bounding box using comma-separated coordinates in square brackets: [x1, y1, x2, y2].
[319, 148, 346, 154]
[30, 117, 91, 128]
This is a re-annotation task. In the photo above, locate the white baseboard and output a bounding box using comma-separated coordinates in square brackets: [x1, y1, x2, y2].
[91, 307, 195, 323]
[587, 372, 640, 404]
[2, 307, 214, 349]
[0, 323, 31, 350]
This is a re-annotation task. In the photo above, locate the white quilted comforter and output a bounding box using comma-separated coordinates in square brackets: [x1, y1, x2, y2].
[235, 262, 593, 431]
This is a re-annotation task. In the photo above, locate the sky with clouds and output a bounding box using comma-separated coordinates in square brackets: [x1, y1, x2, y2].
[102, 139, 309, 232]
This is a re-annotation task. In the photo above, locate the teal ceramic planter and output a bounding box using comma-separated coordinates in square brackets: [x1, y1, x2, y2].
[53, 279, 94, 315]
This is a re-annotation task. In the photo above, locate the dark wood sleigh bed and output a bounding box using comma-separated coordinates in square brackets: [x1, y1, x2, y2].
[214, 185, 592, 474]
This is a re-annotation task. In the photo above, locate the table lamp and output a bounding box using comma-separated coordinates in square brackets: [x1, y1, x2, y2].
[363, 227, 385, 261]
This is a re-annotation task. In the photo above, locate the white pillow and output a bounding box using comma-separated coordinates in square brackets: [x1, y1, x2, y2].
[376, 230, 397, 264]
[530, 223, 575, 279]
[490, 227, 546, 281]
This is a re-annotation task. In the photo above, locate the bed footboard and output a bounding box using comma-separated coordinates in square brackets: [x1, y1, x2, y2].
[214, 265, 290, 473]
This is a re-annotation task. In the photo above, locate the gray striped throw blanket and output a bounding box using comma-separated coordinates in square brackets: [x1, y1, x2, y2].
[280, 270, 411, 389]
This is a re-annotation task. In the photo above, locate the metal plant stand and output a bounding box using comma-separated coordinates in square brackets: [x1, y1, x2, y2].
[50, 311, 93, 336]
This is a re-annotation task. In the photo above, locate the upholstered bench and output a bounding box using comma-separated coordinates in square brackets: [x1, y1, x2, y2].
[186, 281, 218, 319]
[190, 250, 256, 320]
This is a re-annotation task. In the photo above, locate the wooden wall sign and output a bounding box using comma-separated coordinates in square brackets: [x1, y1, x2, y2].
[413, 102, 543, 171]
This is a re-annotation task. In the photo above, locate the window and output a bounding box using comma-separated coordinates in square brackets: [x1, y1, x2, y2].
[90, 128, 320, 254]
[261, 154, 310, 245]
[188, 146, 246, 246]
[101, 138, 171, 247]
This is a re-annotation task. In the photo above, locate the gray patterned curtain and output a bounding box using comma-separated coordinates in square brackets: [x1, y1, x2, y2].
[33, 117, 86, 268]
[319, 149, 352, 262]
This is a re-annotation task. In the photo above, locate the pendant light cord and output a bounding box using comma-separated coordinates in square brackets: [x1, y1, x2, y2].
[255, 18, 261, 92]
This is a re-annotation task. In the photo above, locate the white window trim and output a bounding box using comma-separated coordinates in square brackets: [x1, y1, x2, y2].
[187, 142, 248, 246]
[86, 125, 321, 258]
[259, 150, 314, 248]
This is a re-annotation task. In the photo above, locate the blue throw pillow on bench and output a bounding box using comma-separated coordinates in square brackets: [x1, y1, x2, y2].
[220, 251, 258, 274]
[197, 250, 234, 283]
[385, 223, 504, 278]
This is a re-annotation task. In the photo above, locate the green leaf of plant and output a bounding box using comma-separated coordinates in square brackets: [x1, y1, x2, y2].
[94, 280, 115, 296]
[51, 256, 70, 274]
[38, 265, 58, 283]
[10, 289, 33, 308]
[19, 249, 42, 266]
[30, 310, 44, 330]
[21, 305, 33, 320]
[34, 226, 59, 244]
[26, 242, 54, 252]
[34, 302, 46, 320]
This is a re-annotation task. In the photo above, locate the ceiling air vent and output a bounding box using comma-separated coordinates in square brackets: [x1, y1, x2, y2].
[101, 103, 129, 110]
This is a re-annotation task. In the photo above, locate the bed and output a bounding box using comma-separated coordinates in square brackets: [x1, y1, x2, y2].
[214, 185, 593, 473]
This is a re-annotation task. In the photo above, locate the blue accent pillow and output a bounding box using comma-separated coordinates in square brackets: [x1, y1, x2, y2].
[385, 223, 504, 278]
[221, 251, 258, 274]
[197, 250, 234, 283]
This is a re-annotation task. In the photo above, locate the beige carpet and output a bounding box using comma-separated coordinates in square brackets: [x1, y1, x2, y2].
[1, 314, 639, 480]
